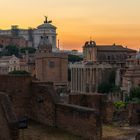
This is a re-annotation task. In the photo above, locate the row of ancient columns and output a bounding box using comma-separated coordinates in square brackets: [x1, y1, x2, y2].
[71, 67, 100, 93]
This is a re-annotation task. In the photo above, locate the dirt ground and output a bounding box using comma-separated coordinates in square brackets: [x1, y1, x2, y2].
[103, 125, 140, 140]
[19, 121, 83, 140]
[19, 121, 140, 140]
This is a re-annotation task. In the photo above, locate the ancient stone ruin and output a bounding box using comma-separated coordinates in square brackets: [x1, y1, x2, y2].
[0, 93, 18, 140]
[0, 75, 103, 140]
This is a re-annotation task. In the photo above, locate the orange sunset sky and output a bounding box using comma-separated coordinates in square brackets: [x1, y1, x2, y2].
[0, 0, 140, 51]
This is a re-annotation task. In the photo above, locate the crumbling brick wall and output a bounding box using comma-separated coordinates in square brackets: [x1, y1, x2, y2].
[30, 83, 102, 139]
[30, 82, 59, 126]
[56, 103, 102, 140]
[129, 103, 140, 125]
[0, 75, 102, 140]
[69, 93, 115, 123]
[0, 75, 32, 118]
[0, 93, 19, 140]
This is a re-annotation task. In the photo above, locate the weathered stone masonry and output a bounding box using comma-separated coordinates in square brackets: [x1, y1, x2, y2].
[69, 93, 115, 124]
[0, 93, 18, 140]
[0, 75, 102, 140]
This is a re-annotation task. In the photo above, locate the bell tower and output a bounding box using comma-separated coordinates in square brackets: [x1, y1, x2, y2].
[83, 41, 97, 61]
[37, 34, 52, 54]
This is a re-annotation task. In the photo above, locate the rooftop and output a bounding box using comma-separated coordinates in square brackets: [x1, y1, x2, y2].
[37, 17, 56, 30]
[84, 41, 136, 52]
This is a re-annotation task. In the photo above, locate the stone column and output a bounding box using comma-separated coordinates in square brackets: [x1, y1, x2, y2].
[72, 68, 75, 92]
[91, 68, 93, 93]
[73, 68, 75, 92]
[90, 68, 92, 93]
[81, 68, 83, 93]
[78, 68, 80, 93]
[95, 68, 98, 92]
[79, 68, 81, 93]
[75, 68, 77, 92]
[80, 68, 81, 93]
[77, 68, 79, 92]
[87, 68, 90, 93]
[115, 69, 121, 86]
[71, 68, 73, 92]
[83, 68, 86, 93]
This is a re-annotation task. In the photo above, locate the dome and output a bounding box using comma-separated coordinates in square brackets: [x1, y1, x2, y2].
[37, 16, 56, 30]
[37, 23, 56, 30]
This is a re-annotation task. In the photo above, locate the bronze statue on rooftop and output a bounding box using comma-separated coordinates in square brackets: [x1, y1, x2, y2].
[44, 16, 52, 23]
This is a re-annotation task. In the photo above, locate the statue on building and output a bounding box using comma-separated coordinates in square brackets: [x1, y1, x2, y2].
[44, 16, 52, 24]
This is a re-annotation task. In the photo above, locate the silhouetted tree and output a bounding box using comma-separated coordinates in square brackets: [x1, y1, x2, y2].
[68, 54, 83, 63]
[20, 47, 36, 54]
[4, 45, 19, 57]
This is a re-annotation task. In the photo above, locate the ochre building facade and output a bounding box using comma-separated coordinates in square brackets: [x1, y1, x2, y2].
[35, 34, 68, 84]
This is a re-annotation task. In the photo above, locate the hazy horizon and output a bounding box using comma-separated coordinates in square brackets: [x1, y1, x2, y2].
[0, 0, 140, 51]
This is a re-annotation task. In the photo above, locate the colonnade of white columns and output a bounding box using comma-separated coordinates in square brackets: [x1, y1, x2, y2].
[71, 67, 99, 93]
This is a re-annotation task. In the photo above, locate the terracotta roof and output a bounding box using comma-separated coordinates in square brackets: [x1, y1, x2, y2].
[96, 45, 136, 52]
[83, 41, 136, 52]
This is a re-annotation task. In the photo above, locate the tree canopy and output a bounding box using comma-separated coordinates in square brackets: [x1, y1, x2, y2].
[1, 45, 19, 57]
[68, 54, 83, 63]
[0, 46, 37, 57]
[130, 87, 140, 99]
[97, 69, 120, 94]
[20, 47, 36, 54]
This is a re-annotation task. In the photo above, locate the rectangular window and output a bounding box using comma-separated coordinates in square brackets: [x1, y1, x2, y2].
[48, 61, 55, 68]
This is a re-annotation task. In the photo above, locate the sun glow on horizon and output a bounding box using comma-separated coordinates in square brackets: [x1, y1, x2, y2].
[0, 0, 140, 51]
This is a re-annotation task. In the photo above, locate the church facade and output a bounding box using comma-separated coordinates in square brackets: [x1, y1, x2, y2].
[35, 34, 68, 84]
[0, 17, 58, 52]
[70, 40, 136, 94]
[83, 41, 136, 62]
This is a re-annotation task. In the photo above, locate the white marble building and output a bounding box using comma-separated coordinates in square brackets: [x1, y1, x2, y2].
[0, 17, 58, 52]
[0, 55, 20, 74]
[70, 61, 112, 93]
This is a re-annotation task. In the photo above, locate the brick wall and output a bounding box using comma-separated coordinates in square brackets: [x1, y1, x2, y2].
[129, 103, 140, 125]
[0, 75, 32, 118]
[69, 93, 114, 123]
[0, 93, 18, 140]
[56, 103, 102, 140]
[35, 53, 68, 83]
[30, 82, 59, 126]
[30, 83, 102, 139]
[0, 75, 102, 139]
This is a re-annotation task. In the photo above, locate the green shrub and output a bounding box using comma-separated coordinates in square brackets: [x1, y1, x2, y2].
[9, 70, 30, 76]
[114, 101, 126, 110]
